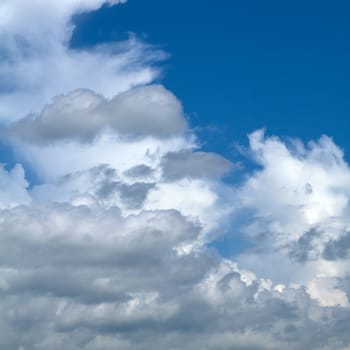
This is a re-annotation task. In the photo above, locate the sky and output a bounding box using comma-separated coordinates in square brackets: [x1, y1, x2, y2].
[0, 1, 350, 350]
[71, 0, 350, 156]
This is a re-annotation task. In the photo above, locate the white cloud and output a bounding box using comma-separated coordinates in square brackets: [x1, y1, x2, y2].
[0, 0, 160, 122]
[12, 131, 194, 182]
[236, 130, 350, 306]
[240, 130, 350, 242]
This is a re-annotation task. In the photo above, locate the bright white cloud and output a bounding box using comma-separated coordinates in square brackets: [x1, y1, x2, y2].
[236, 130, 350, 306]
[0, 0, 160, 122]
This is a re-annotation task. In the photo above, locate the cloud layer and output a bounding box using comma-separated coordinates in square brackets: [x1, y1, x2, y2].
[1, 1, 350, 350]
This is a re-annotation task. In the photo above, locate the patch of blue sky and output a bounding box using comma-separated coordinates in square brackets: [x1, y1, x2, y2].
[71, 0, 350, 161]
[208, 207, 257, 259]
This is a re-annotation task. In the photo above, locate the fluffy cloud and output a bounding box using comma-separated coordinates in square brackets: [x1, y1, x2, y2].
[1, 203, 350, 350]
[1, 1, 350, 349]
[8, 85, 187, 143]
[3, 123, 350, 349]
[236, 130, 350, 307]
[238, 130, 350, 243]
[0, 0, 160, 122]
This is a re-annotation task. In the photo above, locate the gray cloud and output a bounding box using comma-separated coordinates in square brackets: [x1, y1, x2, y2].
[0, 203, 350, 349]
[8, 85, 187, 144]
[119, 183, 155, 209]
[31, 164, 157, 211]
[124, 165, 155, 181]
[288, 228, 321, 263]
[323, 231, 350, 261]
[161, 150, 234, 181]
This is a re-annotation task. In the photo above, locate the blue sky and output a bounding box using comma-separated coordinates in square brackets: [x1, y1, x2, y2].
[1, 1, 350, 349]
[72, 0, 350, 158]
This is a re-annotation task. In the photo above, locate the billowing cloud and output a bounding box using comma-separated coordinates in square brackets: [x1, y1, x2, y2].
[236, 130, 350, 307]
[0, 0, 160, 122]
[8, 85, 187, 143]
[238, 130, 350, 243]
[1, 1, 350, 350]
[2, 123, 350, 349]
[1, 203, 350, 350]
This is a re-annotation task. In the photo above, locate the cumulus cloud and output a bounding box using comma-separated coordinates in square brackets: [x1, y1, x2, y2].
[239, 129, 350, 242]
[2, 123, 350, 349]
[8, 85, 187, 143]
[1, 1, 350, 349]
[236, 130, 350, 307]
[0, 0, 161, 122]
[1, 203, 350, 350]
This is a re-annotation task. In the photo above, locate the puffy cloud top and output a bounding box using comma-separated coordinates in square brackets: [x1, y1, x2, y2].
[8, 85, 187, 143]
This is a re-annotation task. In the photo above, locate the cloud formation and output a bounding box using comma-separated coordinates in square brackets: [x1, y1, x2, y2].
[1, 1, 350, 350]
[8, 85, 187, 143]
[0, 0, 160, 122]
[237, 130, 350, 307]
